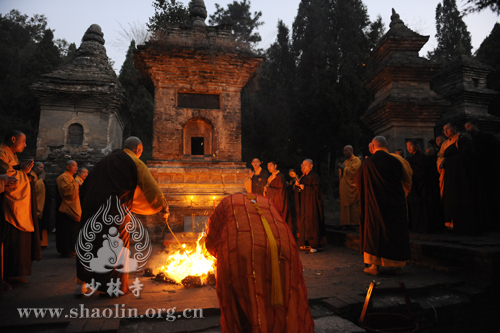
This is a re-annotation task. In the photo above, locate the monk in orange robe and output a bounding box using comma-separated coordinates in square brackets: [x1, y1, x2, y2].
[0, 130, 41, 284]
[206, 193, 314, 333]
[30, 162, 49, 247]
[75, 167, 88, 185]
[56, 160, 82, 257]
[338, 145, 361, 226]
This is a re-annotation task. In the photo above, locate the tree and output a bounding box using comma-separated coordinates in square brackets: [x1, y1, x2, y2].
[241, 20, 296, 165]
[428, 0, 473, 63]
[118, 40, 155, 160]
[209, 0, 263, 46]
[476, 23, 500, 116]
[290, 0, 382, 167]
[147, 0, 192, 32]
[464, 0, 500, 14]
[0, 10, 66, 153]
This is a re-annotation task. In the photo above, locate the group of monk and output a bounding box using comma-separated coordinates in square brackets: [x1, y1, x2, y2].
[0, 130, 95, 291]
[0, 131, 168, 295]
[206, 158, 321, 332]
[337, 122, 499, 276]
[244, 158, 326, 253]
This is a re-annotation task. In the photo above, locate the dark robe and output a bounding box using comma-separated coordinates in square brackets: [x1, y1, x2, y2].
[39, 180, 52, 233]
[266, 173, 294, 233]
[77, 150, 138, 294]
[470, 131, 500, 231]
[406, 151, 442, 233]
[442, 134, 482, 235]
[2, 177, 42, 278]
[355, 151, 411, 262]
[297, 171, 325, 248]
[55, 185, 79, 256]
[286, 179, 300, 239]
[251, 169, 270, 195]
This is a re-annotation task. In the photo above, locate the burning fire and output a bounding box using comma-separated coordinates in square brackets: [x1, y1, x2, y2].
[158, 233, 216, 284]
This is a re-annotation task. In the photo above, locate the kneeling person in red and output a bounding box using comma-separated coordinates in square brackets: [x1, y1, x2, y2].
[206, 193, 314, 333]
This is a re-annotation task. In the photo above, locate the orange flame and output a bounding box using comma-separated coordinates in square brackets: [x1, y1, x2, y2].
[159, 233, 215, 284]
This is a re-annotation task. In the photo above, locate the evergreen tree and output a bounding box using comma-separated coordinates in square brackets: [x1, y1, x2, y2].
[476, 23, 500, 116]
[118, 40, 155, 160]
[242, 20, 296, 165]
[209, 0, 263, 46]
[428, 0, 473, 63]
[464, 0, 500, 14]
[290, 0, 381, 167]
[148, 0, 192, 32]
[0, 10, 65, 152]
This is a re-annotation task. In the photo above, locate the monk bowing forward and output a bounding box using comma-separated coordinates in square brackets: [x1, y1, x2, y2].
[206, 193, 314, 333]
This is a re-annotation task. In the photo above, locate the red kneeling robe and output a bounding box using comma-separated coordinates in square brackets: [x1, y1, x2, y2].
[206, 193, 314, 333]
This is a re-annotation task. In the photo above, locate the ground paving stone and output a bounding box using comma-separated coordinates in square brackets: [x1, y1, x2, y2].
[1, 231, 498, 332]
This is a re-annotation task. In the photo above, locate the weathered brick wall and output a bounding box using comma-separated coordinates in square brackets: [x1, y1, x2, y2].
[134, 33, 262, 235]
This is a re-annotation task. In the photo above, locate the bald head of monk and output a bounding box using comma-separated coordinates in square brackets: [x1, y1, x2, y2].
[124, 136, 143, 158]
[343, 145, 353, 159]
[371, 136, 388, 150]
[66, 160, 78, 176]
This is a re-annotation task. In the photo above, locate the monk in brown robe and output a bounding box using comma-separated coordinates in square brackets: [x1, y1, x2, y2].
[76, 137, 168, 296]
[56, 160, 81, 257]
[438, 123, 481, 234]
[264, 161, 293, 233]
[338, 145, 361, 227]
[296, 159, 326, 253]
[405, 140, 441, 233]
[356, 136, 412, 276]
[0, 130, 41, 285]
[206, 193, 314, 333]
[245, 158, 270, 195]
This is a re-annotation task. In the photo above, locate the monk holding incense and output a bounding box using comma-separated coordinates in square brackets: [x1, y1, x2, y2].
[296, 159, 325, 253]
[76, 136, 168, 297]
[206, 193, 314, 333]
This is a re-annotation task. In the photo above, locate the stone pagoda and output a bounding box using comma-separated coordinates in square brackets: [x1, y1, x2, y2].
[31, 24, 128, 163]
[431, 42, 500, 133]
[362, 9, 449, 151]
[134, 0, 263, 237]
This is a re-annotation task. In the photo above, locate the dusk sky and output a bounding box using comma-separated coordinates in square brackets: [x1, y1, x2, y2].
[1, 0, 498, 73]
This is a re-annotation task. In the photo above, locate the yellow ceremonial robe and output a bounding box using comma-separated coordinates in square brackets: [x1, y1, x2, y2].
[389, 152, 413, 197]
[339, 155, 361, 225]
[0, 143, 34, 232]
[30, 171, 45, 219]
[75, 175, 85, 184]
[57, 171, 81, 222]
[123, 149, 167, 215]
[436, 133, 459, 197]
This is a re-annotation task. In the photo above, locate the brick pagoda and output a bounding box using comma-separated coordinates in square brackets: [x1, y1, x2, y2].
[31, 24, 128, 164]
[431, 42, 500, 133]
[362, 9, 449, 151]
[134, 0, 263, 237]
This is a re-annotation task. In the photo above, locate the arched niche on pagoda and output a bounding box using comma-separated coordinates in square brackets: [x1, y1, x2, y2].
[183, 118, 213, 157]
